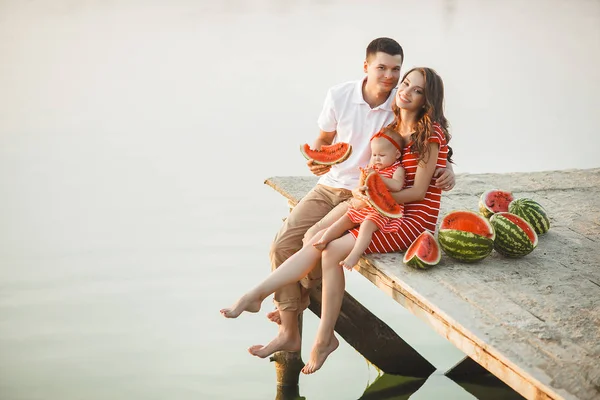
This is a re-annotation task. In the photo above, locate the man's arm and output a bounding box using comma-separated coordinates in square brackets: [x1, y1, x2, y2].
[434, 162, 455, 191]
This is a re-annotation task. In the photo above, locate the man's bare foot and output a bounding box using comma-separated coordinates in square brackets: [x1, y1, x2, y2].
[219, 293, 262, 318]
[339, 254, 360, 270]
[301, 336, 339, 374]
[266, 309, 281, 325]
[248, 329, 301, 358]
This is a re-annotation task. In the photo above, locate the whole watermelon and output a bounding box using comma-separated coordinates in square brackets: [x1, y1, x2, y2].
[508, 198, 550, 235]
[489, 212, 538, 258]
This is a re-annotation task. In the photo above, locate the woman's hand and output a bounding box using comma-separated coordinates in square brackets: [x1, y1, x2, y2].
[307, 159, 331, 176]
[434, 167, 455, 191]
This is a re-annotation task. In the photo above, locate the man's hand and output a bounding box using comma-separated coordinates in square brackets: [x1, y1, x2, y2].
[307, 159, 331, 176]
[434, 167, 455, 191]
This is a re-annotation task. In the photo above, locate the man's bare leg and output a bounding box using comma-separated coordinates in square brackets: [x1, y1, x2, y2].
[248, 308, 301, 357]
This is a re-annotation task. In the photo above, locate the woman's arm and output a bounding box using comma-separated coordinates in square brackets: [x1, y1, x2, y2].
[381, 166, 405, 192]
[391, 143, 440, 204]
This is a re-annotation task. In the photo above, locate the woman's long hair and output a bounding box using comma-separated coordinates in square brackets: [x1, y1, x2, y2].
[390, 67, 453, 164]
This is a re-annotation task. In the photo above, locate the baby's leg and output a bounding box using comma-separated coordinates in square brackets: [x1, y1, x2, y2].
[304, 201, 352, 244]
[313, 214, 358, 250]
[340, 220, 378, 270]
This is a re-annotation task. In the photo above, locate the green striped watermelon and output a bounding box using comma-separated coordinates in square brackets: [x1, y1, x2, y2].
[403, 231, 441, 270]
[438, 210, 496, 263]
[489, 212, 538, 258]
[478, 189, 514, 218]
[508, 198, 550, 235]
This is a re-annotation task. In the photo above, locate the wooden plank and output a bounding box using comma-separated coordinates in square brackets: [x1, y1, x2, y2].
[444, 356, 490, 378]
[264, 168, 600, 400]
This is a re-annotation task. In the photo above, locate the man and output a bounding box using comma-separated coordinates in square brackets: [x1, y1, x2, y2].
[250, 37, 454, 358]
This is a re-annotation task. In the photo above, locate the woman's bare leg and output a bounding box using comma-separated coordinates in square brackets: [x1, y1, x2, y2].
[313, 214, 357, 251]
[220, 231, 326, 318]
[302, 234, 356, 374]
[340, 220, 378, 270]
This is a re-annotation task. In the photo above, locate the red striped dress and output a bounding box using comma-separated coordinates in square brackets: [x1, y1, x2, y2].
[346, 160, 405, 233]
[348, 123, 449, 253]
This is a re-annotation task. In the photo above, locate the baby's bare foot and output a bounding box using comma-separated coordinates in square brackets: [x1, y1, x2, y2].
[312, 240, 328, 251]
[339, 255, 359, 271]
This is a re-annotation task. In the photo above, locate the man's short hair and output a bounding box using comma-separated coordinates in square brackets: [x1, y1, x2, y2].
[366, 37, 404, 61]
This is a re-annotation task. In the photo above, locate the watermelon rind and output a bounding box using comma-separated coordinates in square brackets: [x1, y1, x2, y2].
[403, 231, 441, 270]
[300, 142, 352, 166]
[438, 229, 494, 262]
[490, 212, 538, 258]
[438, 210, 495, 263]
[508, 198, 550, 235]
[478, 189, 514, 219]
[364, 172, 403, 218]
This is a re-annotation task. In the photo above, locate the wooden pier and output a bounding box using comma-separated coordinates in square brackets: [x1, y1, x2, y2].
[265, 168, 600, 400]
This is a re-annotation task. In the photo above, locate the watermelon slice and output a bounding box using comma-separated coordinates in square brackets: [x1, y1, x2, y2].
[300, 142, 352, 165]
[364, 171, 403, 218]
[403, 231, 441, 270]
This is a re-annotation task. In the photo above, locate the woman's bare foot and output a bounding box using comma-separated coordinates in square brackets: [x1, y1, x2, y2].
[339, 254, 360, 270]
[301, 335, 339, 374]
[248, 328, 301, 358]
[266, 309, 281, 325]
[219, 293, 262, 318]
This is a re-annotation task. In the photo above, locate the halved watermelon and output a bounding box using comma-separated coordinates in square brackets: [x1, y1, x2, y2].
[364, 171, 403, 218]
[479, 189, 514, 218]
[438, 210, 495, 263]
[403, 231, 441, 270]
[300, 142, 352, 165]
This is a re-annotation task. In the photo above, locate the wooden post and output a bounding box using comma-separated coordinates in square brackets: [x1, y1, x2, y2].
[270, 313, 304, 387]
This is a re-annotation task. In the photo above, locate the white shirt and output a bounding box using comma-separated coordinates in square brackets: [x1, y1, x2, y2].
[317, 78, 397, 190]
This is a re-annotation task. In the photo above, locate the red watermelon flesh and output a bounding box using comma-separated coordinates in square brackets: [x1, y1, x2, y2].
[440, 210, 495, 239]
[479, 189, 514, 218]
[403, 231, 440, 269]
[365, 171, 403, 218]
[300, 142, 352, 165]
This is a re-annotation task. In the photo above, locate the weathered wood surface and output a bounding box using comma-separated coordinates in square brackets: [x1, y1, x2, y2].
[264, 168, 600, 400]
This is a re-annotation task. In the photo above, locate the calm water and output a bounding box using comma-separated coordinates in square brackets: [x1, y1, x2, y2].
[1, 1, 599, 399]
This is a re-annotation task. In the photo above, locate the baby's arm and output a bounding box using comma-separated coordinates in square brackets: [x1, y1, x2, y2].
[381, 166, 405, 192]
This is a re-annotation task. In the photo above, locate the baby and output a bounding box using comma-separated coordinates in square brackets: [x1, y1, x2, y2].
[313, 127, 405, 269]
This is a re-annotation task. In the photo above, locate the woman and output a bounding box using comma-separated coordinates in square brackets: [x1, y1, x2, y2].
[221, 67, 452, 375]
